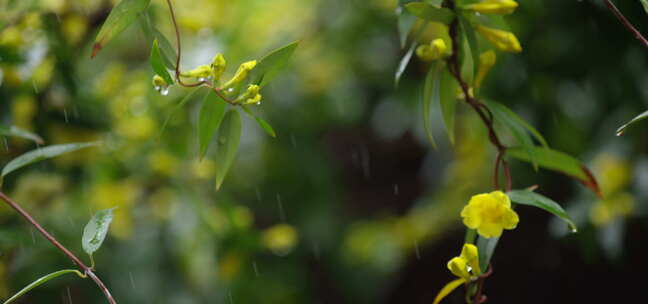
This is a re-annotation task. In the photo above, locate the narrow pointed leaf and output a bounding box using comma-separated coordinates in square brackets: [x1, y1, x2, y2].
[241, 106, 276, 138]
[433, 278, 466, 304]
[397, 11, 416, 48]
[2, 269, 85, 304]
[1, 142, 100, 186]
[82, 208, 114, 256]
[616, 110, 648, 136]
[486, 101, 538, 169]
[458, 14, 479, 86]
[150, 39, 174, 85]
[507, 190, 577, 232]
[641, 0, 648, 14]
[486, 101, 548, 147]
[92, 0, 151, 58]
[138, 12, 176, 69]
[405, 3, 455, 24]
[440, 67, 458, 144]
[422, 62, 443, 149]
[507, 146, 601, 197]
[477, 236, 499, 270]
[160, 87, 209, 137]
[198, 91, 227, 159]
[0, 124, 43, 144]
[251, 41, 299, 87]
[215, 110, 242, 191]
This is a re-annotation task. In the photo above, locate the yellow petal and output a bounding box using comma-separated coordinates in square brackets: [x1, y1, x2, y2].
[503, 208, 519, 229]
[460, 244, 481, 275]
[466, 0, 518, 15]
[476, 25, 522, 53]
[447, 257, 470, 279]
[433, 278, 466, 304]
[477, 221, 503, 238]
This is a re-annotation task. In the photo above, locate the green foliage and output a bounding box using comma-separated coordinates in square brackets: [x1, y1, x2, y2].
[214, 110, 242, 191]
[422, 61, 443, 149]
[242, 106, 276, 138]
[150, 39, 174, 85]
[250, 41, 300, 88]
[0, 124, 43, 145]
[82, 208, 115, 257]
[1, 142, 99, 187]
[616, 110, 648, 136]
[2, 269, 85, 304]
[476, 236, 499, 270]
[92, 0, 151, 58]
[405, 2, 455, 24]
[198, 91, 227, 159]
[507, 190, 577, 232]
[439, 67, 459, 145]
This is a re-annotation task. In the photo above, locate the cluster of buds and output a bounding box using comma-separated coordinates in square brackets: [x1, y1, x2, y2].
[152, 53, 263, 105]
[463, 0, 522, 53]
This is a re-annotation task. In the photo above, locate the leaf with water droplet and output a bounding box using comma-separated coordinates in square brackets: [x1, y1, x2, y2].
[507, 190, 577, 233]
[198, 91, 227, 159]
[0, 124, 44, 145]
[2, 269, 86, 304]
[1, 142, 100, 188]
[150, 39, 174, 85]
[82, 208, 115, 256]
[214, 109, 242, 191]
[92, 0, 151, 58]
[616, 110, 648, 136]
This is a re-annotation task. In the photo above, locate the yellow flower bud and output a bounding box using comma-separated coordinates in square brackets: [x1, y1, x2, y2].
[152, 75, 167, 87]
[465, 0, 518, 15]
[446, 244, 481, 280]
[181, 64, 212, 79]
[222, 60, 257, 89]
[475, 50, 496, 89]
[210, 53, 226, 81]
[416, 38, 447, 61]
[476, 25, 522, 53]
[461, 191, 519, 238]
[237, 84, 262, 105]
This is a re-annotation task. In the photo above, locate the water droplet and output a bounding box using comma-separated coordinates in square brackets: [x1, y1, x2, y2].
[252, 261, 260, 277]
[198, 77, 207, 82]
[255, 102, 260, 105]
[414, 239, 421, 260]
[226, 88, 234, 93]
[160, 87, 169, 96]
[154, 85, 161, 91]
[277, 194, 286, 221]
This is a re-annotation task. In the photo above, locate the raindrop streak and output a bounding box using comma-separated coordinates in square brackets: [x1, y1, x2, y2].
[3, 137, 8, 152]
[129, 272, 136, 289]
[63, 108, 69, 123]
[360, 145, 371, 179]
[252, 261, 260, 277]
[277, 194, 286, 221]
[255, 187, 262, 203]
[30, 228, 36, 244]
[290, 134, 297, 149]
[414, 240, 421, 260]
[32, 80, 38, 93]
[229, 292, 234, 304]
[393, 184, 399, 195]
[312, 242, 321, 261]
[66, 287, 72, 304]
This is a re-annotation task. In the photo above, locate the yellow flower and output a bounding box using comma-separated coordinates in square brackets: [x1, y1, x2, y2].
[447, 243, 481, 280]
[210, 53, 226, 81]
[222, 60, 257, 89]
[416, 38, 447, 62]
[237, 84, 262, 105]
[461, 191, 519, 238]
[181, 64, 212, 79]
[152, 75, 167, 88]
[475, 50, 496, 89]
[465, 0, 518, 15]
[476, 25, 522, 53]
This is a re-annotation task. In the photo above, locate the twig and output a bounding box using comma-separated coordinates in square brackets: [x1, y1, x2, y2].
[603, 0, 648, 48]
[0, 192, 116, 304]
[163, 0, 238, 105]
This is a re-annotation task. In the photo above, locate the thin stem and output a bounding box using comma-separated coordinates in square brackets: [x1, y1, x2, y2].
[163, 0, 238, 105]
[603, 0, 648, 48]
[0, 191, 116, 304]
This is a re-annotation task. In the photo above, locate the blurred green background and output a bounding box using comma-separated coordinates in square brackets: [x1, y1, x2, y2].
[0, 0, 647, 303]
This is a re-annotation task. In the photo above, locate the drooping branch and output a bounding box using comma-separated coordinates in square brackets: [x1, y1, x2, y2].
[0, 192, 117, 304]
[603, 0, 648, 48]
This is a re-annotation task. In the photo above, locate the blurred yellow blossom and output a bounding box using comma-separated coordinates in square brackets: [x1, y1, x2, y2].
[148, 150, 178, 177]
[416, 38, 447, 62]
[61, 14, 88, 44]
[218, 251, 243, 282]
[232, 206, 253, 229]
[262, 224, 298, 256]
[90, 180, 139, 239]
[476, 25, 522, 53]
[465, 0, 518, 15]
[475, 50, 496, 89]
[116, 116, 156, 140]
[11, 95, 37, 130]
[210, 53, 226, 81]
[593, 153, 631, 196]
[237, 84, 262, 105]
[191, 158, 216, 179]
[590, 192, 635, 226]
[461, 191, 519, 238]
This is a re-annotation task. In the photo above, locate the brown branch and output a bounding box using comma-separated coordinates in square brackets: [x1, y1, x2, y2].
[603, 0, 648, 48]
[0, 191, 116, 304]
[163, 0, 238, 105]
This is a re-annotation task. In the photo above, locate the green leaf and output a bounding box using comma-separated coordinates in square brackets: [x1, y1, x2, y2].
[486, 101, 548, 148]
[159, 87, 209, 137]
[214, 110, 242, 191]
[477, 236, 499, 270]
[640, 0, 648, 14]
[92, 0, 151, 58]
[507, 146, 602, 197]
[405, 2, 455, 24]
[422, 61, 443, 149]
[139, 12, 176, 69]
[440, 67, 459, 145]
[241, 106, 276, 138]
[395, 42, 416, 87]
[0, 124, 43, 144]
[1, 142, 100, 187]
[458, 14, 479, 86]
[251, 41, 300, 87]
[82, 208, 114, 256]
[507, 190, 577, 232]
[397, 10, 416, 48]
[198, 91, 227, 159]
[616, 110, 648, 136]
[150, 39, 174, 85]
[2, 269, 85, 304]
[485, 101, 539, 170]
